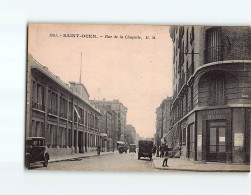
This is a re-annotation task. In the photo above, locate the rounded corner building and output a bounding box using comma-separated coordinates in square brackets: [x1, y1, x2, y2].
[166, 26, 250, 164]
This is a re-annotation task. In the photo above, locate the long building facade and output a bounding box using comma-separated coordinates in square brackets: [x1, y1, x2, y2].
[26, 54, 103, 157]
[166, 26, 251, 164]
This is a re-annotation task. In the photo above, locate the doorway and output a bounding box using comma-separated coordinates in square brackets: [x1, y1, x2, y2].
[206, 120, 226, 162]
[85, 132, 87, 152]
[78, 132, 83, 153]
[187, 123, 194, 159]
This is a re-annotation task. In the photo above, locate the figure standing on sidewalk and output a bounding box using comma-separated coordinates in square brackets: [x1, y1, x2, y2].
[160, 145, 164, 158]
[156, 146, 160, 157]
[97, 145, 101, 155]
[162, 151, 169, 167]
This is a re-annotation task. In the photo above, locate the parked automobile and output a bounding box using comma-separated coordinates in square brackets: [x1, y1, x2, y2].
[25, 137, 49, 168]
[129, 144, 136, 153]
[138, 140, 153, 161]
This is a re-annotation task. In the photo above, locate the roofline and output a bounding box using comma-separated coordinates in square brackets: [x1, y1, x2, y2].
[69, 81, 90, 98]
[29, 56, 101, 115]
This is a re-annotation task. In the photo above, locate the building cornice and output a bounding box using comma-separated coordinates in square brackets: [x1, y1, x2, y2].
[165, 104, 251, 138]
[30, 58, 101, 115]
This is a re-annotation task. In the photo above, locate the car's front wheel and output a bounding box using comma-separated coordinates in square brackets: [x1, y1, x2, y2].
[43, 155, 49, 167]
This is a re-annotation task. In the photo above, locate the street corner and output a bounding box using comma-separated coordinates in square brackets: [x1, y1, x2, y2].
[152, 157, 169, 170]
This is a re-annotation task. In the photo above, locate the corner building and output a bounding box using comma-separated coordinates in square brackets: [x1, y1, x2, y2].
[167, 26, 250, 164]
[26, 54, 103, 157]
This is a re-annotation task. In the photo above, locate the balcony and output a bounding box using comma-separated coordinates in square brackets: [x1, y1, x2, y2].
[205, 45, 223, 64]
[48, 108, 57, 115]
[59, 112, 67, 119]
[32, 102, 45, 111]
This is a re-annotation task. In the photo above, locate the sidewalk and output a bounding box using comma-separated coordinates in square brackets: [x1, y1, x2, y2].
[49, 151, 115, 163]
[152, 157, 250, 172]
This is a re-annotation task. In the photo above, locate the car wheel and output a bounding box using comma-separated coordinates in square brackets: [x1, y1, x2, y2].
[25, 157, 31, 169]
[43, 156, 48, 167]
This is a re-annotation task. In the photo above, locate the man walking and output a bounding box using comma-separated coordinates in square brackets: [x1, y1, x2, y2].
[162, 151, 169, 167]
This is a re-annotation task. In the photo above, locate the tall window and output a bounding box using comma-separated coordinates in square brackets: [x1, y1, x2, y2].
[190, 26, 194, 44]
[32, 81, 37, 103]
[205, 28, 222, 63]
[37, 84, 44, 107]
[209, 74, 225, 106]
[69, 101, 72, 120]
[191, 48, 194, 74]
[182, 127, 186, 145]
[85, 110, 87, 125]
[60, 96, 67, 118]
[190, 85, 193, 110]
[185, 29, 189, 55]
[51, 91, 57, 114]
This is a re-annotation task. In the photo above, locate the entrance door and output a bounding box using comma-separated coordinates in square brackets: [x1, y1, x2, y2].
[206, 121, 226, 162]
[78, 132, 83, 153]
[187, 124, 194, 159]
[85, 132, 87, 152]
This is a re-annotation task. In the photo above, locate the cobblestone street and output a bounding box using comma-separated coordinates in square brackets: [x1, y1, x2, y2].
[31, 151, 157, 172]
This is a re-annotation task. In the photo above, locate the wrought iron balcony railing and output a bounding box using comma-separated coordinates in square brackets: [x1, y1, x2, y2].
[32, 102, 45, 111]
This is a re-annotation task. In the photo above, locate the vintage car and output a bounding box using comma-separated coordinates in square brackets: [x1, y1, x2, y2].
[138, 140, 153, 161]
[117, 141, 128, 154]
[25, 137, 49, 168]
[129, 144, 136, 153]
[118, 144, 128, 154]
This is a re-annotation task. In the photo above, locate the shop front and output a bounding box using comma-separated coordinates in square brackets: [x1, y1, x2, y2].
[196, 107, 250, 164]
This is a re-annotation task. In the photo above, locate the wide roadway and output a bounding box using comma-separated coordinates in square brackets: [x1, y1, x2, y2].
[33, 151, 157, 172]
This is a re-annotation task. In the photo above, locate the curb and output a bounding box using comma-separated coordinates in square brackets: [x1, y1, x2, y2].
[49, 152, 115, 163]
[152, 159, 250, 173]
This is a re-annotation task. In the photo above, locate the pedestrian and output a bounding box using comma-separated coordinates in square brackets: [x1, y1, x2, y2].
[152, 145, 156, 154]
[160, 145, 164, 158]
[97, 145, 101, 155]
[162, 151, 169, 167]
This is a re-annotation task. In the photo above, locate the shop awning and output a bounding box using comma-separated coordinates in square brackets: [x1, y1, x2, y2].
[74, 106, 81, 119]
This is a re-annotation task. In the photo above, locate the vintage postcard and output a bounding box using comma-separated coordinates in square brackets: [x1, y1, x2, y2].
[25, 24, 250, 172]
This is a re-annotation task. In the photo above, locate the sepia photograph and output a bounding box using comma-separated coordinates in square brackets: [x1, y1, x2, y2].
[25, 24, 250, 172]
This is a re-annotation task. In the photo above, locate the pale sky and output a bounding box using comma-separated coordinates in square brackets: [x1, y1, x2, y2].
[28, 24, 173, 138]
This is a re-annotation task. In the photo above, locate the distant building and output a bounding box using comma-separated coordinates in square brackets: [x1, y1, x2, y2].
[168, 26, 250, 164]
[135, 133, 143, 147]
[91, 99, 127, 142]
[155, 106, 162, 147]
[125, 124, 136, 145]
[26, 54, 103, 157]
[94, 104, 118, 151]
[155, 97, 172, 147]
